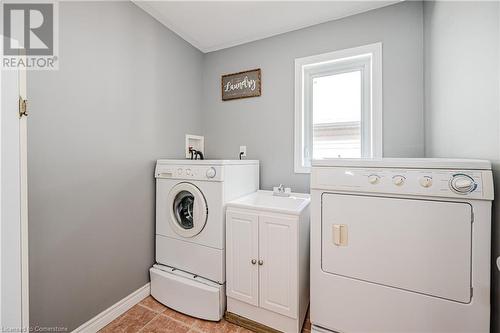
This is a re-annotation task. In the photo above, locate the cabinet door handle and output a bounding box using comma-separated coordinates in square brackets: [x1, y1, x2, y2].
[251, 259, 256, 265]
[258, 260, 263, 266]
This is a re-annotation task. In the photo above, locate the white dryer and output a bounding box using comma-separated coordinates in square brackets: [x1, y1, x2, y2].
[150, 160, 259, 321]
[310, 158, 493, 333]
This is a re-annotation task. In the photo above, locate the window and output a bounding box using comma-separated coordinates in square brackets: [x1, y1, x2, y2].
[294, 43, 382, 173]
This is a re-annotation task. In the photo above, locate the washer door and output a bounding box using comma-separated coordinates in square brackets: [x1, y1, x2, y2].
[168, 182, 208, 238]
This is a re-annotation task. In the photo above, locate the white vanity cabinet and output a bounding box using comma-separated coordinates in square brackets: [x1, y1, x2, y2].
[225, 191, 310, 333]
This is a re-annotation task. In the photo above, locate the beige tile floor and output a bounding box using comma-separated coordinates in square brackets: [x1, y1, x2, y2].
[100, 296, 311, 333]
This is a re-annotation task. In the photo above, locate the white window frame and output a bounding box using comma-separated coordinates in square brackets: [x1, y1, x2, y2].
[294, 43, 383, 173]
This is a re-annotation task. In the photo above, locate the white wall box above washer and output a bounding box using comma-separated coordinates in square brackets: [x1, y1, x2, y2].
[225, 191, 310, 333]
[185, 134, 204, 159]
[310, 158, 494, 333]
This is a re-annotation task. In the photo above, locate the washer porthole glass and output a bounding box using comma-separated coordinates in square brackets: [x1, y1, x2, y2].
[173, 190, 194, 230]
[167, 182, 208, 238]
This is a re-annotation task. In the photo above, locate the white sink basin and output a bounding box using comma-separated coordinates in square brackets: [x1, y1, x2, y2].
[227, 190, 310, 215]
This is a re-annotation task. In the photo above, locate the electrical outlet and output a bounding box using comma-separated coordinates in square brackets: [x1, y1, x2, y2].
[239, 146, 247, 157]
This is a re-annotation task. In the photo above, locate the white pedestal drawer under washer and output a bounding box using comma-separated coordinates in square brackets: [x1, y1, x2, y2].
[151, 159, 259, 321]
[310, 158, 494, 333]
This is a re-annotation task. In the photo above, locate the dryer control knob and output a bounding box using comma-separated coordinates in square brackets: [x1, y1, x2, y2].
[419, 176, 433, 188]
[206, 167, 216, 179]
[392, 175, 405, 186]
[450, 174, 476, 194]
[368, 175, 380, 185]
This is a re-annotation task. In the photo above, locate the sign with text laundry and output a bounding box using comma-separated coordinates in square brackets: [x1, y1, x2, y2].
[221, 68, 261, 101]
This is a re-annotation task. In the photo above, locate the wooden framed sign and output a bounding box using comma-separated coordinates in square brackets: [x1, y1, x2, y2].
[221, 68, 261, 101]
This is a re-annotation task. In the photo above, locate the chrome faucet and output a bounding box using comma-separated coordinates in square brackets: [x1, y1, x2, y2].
[273, 184, 290, 197]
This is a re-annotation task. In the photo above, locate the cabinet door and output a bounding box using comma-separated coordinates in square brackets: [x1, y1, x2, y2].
[226, 210, 259, 306]
[259, 214, 297, 318]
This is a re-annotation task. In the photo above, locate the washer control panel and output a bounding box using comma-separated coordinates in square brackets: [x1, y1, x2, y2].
[155, 165, 223, 181]
[311, 167, 493, 200]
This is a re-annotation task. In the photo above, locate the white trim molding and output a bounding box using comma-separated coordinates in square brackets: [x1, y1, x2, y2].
[294, 42, 383, 173]
[1, 38, 30, 330]
[72, 283, 150, 333]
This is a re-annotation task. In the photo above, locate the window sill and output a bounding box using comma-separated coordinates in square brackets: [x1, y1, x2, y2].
[294, 166, 311, 174]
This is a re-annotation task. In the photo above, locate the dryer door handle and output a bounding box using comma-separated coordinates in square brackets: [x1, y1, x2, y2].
[333, 224, 348, 246]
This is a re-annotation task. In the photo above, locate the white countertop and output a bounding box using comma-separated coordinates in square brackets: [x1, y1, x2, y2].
[227, 190, 310, 215]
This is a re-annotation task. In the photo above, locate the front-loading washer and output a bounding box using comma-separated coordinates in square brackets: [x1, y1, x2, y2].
[150, 159, 259, 321]
[310, 158, 494, 333]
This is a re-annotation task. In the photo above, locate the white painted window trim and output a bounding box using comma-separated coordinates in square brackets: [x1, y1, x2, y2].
[294, 42, 383, 173]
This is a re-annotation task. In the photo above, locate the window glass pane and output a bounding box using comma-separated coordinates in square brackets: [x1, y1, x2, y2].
[312, 70, 362, 159]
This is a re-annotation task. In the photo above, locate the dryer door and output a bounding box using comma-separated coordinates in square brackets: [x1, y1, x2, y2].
[168, 182, 208, 238]
[321, 193, 473, 303]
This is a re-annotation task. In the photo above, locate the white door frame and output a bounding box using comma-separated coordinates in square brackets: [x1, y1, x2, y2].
[19, 51, 29, 330]
[0, 39, 29, 330]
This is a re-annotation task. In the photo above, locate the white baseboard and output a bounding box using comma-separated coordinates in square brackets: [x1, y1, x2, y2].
[73, 283, 151, 333]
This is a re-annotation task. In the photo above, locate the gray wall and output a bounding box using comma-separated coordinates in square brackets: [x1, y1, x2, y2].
[424, 1, 499, 160]
[423, 1, 500, 331]
[27, 2, 203, 330]
[202, 1, 425, 193]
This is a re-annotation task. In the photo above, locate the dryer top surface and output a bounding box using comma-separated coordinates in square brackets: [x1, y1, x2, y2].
[312, 158, 491, 170]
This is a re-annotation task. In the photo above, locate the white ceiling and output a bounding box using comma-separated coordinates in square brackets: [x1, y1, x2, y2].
[132, 1, 400, 53]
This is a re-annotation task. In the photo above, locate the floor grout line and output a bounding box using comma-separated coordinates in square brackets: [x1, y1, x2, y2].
[136, 302, 198, 331]
[137, 302, 165, 314]
[159, 312, 199, 329]
[136, 299, 211, 332]
[137, 312, 161, 333]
